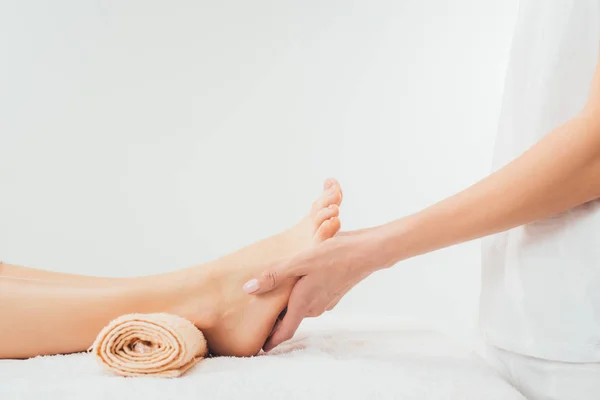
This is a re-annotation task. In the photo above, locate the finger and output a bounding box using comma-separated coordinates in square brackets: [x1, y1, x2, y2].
[269, 318, 281, 337]
[325, 295, 342, 311]
[242, 270, 289, 295]
[263, 289, 308, 352]
[243, 259, 303, 295]
[263, 308, 304, 352]
[306, 306, 326, 317]
[325, 286, 352, 311]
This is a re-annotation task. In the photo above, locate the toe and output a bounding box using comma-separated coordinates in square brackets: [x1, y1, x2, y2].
[323, 178, 337, 191]
[311, 179, 343, 214]
[314, 187, 343, 211]
[323, 178, 344, 202]
[314, 217, 342, 242]
[314, 204, 340, 227]
[323, 178, 343, 201]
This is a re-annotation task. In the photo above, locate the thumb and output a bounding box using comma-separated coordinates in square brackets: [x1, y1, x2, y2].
[242, 259, 301, 295]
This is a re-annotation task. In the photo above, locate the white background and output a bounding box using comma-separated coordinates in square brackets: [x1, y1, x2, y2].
[0, 1, 518, 340]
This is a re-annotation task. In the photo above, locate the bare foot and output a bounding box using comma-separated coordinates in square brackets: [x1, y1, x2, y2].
[184, 179, 343, 357]
[279, 177, 344, 247]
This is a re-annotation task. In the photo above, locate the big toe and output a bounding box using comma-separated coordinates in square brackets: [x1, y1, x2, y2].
[323, 178, 343, 201]
[314, 217, 341, 243]
[313, 179, 343, 212]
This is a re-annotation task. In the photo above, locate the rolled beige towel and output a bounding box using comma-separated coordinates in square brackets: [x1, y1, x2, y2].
[92, 313, 208, 378]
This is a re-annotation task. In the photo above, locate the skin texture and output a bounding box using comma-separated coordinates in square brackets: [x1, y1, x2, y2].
[0, 180, 343, 359]
[247, 58, 600, 352]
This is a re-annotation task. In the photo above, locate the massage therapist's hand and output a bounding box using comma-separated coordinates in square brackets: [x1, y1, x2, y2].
[242, 229, 392, 352]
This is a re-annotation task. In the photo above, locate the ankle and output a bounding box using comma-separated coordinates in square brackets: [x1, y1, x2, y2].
[163, 266, 221, 330]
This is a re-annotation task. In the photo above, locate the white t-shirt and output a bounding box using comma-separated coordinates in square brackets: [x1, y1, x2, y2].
[479, 0, 600, 363]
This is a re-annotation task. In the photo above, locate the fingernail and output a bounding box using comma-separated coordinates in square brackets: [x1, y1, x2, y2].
[243, 279, 259, 293]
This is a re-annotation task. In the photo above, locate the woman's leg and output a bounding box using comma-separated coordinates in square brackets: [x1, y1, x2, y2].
[0, 180, 343, 359]
[0, 262, 121, 282]
[0, 273, 201, 358]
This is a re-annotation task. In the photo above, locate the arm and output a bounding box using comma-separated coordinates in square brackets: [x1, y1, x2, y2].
[377, 99, 600, 268]
[248, 59, 600, 351]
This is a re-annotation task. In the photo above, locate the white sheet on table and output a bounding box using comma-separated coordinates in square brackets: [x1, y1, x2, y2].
[0, 317, 525, 400]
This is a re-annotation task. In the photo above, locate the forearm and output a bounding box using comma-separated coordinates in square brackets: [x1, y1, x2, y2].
[375, 112, 600, 268]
